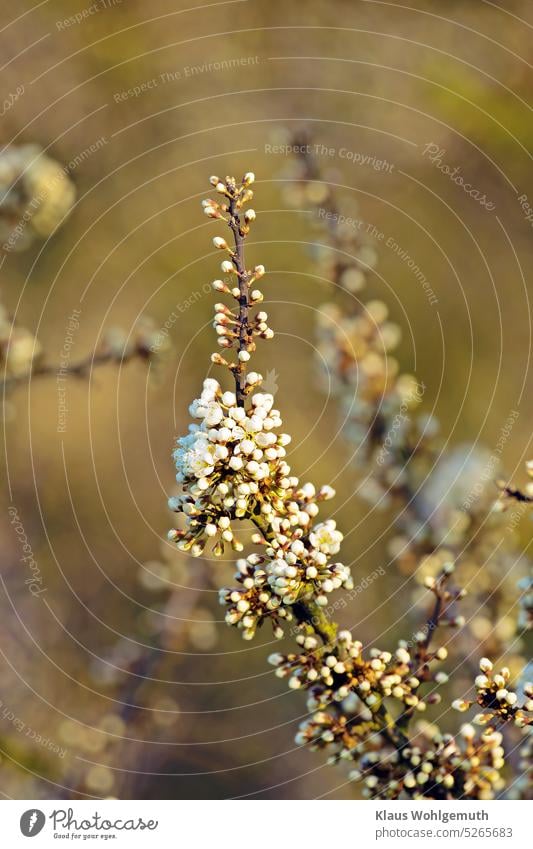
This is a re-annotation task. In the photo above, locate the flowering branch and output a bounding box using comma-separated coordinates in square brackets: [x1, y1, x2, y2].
[167, 169, 532, 800]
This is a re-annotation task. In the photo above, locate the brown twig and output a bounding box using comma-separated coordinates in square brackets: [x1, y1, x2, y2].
[227, 196, 251, 406]
[1, 348, 147, 393]
[500, 484, 533, 504]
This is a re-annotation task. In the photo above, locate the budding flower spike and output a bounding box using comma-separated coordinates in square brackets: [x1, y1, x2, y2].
[168, 172, 352, 642]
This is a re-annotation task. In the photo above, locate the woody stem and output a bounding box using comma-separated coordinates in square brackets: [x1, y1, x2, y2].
[227, 196, 250, 407]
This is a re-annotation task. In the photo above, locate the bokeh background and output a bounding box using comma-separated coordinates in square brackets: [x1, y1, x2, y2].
[1, 0, 532, 799]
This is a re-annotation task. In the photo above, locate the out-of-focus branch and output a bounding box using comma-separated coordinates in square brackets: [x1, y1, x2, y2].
[1, 313, 170, 395]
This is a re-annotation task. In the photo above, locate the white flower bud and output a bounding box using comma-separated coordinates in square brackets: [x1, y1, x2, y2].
[395, 648, 410, 664]
[461, 723, 475, 739]
[221, 391, 236, 406]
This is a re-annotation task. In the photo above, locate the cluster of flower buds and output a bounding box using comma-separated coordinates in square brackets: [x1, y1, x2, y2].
[219, 556, 294, 641]
[203, 171, 255, 222]
[296, 695, 386, 772]
[316, 300, 423, 476]
[453, 657, 532, 728]
[212, 302, 273, 357]
[270, 627, 449, 720]
[377, 725, 506, 800]
[289, 559, 456, 754]
[294, 692, 506, 799]
[0, 299, 42, 380]
[219, 518, 351, 640]
[350, 724, 506, 800]
[0, 144, 76, 251]
[264, 515, 347, 600]
[169, 380, 297, 556]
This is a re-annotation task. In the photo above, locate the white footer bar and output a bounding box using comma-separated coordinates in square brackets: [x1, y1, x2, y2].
[1, 799, 529, 847]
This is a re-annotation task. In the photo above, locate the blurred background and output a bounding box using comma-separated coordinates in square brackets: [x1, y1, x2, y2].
[0, 0, 532, 799]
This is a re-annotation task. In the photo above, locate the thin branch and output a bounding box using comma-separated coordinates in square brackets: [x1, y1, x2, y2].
[500, 484, 533, 504]
[227, 196, 251, 406]
[1, 348, 148, 392]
